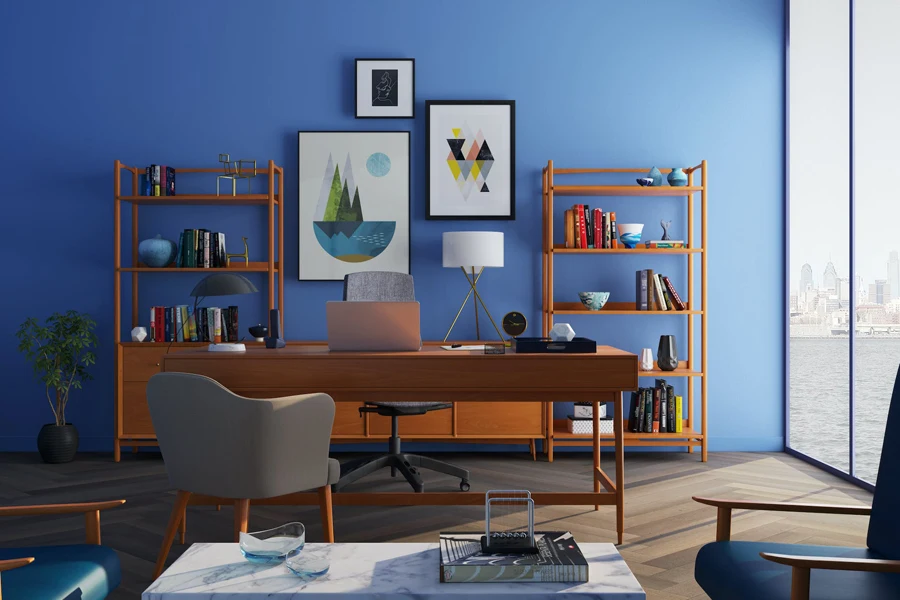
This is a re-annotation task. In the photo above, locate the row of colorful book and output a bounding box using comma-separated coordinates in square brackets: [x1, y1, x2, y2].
[635, 269, 687, 311]
[139, 165, 176, 196]
[148, 305, 239, 343]
[563, 204, 618, 249]
[628, 379, 683, 433]
[176, 229, 228, 268]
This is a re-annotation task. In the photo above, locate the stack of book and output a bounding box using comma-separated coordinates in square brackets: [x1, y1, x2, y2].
[148, 305, 239, 343]
[140, 165, 176, 196]
[176, 229, 228, 268]
[635, 269, 687, 311]
[642, 240, 684, 249]
[563, 205, 618, 249]
[628, 379, 683, 433]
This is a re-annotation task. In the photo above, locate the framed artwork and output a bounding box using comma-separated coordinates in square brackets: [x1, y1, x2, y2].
[355, 58, 415, 119]
[298, 131, 410, 281]
[426, 100, 516, 220]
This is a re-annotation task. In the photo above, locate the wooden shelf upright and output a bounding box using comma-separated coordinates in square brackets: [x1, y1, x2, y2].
[113, 161, 284, 461]
[541, 161, 708, 462]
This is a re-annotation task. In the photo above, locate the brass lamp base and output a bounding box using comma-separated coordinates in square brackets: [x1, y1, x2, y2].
[443, 267, 505, 342]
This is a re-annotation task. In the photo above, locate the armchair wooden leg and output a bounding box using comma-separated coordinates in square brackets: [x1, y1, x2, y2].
[791, 566, 811, 600]
[153, 490, 191, 580]
[318, 485, 334, 543]
[179, 506, 186, 544]
[85, 510, 101, 545]
[233, 499, 250, 542]
[529, 439, 536, 461]
[716, 506, 732, 542]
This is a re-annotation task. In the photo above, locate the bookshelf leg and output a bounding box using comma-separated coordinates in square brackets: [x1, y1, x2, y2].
[614, 394, 625, 544]
[592, 401, 600, 511]
[113, 439, 121, 462]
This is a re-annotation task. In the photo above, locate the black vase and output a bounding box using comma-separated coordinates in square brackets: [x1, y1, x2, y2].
[37, 423, 79, 464]
[657, 335, 678, 371]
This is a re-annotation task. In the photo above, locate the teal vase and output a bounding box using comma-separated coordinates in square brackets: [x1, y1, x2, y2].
[667, 168, 687, 187]
[647, 167, 663, 186]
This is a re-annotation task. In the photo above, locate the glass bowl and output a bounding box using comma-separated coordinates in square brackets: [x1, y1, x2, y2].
[286, 546, 330, 580]
[239, 522, 305, 564]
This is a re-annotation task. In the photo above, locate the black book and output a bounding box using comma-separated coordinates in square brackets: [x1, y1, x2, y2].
[223, 307, 232, 342]
[628, 391, 639, 432]
[635, 388, 645, 432]
[230, 305, 239, 342]
[584, 204, 593, 248]
[643, 389, 653, 433]
[200, 309, 209, 342]
[655, 379, 667, 433]
[667, 385, 676, 433]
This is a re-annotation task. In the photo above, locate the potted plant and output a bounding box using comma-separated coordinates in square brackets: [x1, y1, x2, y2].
[16, 310, 97, 463]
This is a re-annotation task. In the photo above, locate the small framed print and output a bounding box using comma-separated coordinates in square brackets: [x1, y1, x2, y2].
[426, 100, 516, 220]
[355, 58, 415, 119]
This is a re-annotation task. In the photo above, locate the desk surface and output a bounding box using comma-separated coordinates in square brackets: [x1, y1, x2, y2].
[163, 345, 636, 359]
[144, 542, 645, 599]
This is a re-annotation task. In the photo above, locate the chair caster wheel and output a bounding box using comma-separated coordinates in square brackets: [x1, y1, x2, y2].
[460, 480, 471, 492]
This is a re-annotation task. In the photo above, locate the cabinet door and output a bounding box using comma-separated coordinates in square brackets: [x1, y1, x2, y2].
[122, 381, 155, 435]
[456, 402, 543, 437]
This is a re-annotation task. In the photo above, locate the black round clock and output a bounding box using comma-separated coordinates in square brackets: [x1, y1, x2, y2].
[502, 311, 528, 338]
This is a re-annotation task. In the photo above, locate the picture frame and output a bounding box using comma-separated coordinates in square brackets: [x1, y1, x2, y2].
[298, 131, 410, 281]
[355, 58, 415, 119]
[426, 100, 516, 220]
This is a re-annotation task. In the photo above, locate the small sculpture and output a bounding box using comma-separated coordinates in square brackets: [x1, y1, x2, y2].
[217, 154, 258, 196]
[660, 220, 672, 241]
[550, 323, 576, 342]
[131, 327, 148, 342]
[646, 167, 664, 186]
[636, 177, 654, 187]
[226, 236, 250, 267]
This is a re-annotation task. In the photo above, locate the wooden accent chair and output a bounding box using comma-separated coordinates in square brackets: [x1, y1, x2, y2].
[693, 365, 900, 599]
[147, 372, 338, 579]
[0, 500, 125, 599]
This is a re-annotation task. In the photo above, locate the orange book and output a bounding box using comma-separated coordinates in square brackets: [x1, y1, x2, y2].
[564, 210, 575, 248]
[610, 211, 619, 248]
[572, 205, 582, 248]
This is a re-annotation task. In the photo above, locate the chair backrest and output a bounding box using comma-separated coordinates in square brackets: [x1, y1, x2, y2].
[867, 364, 900, 558]
[343, 271, 415, 302]
[146, 372, 335, 499]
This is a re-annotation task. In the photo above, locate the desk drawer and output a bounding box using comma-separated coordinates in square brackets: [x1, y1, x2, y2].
[123, 347, 192, 382]
[369, 407, 452, 436]
[236, 389, 365, 436]
[122, 381, 155, 435]
[457, 402, 543, 436]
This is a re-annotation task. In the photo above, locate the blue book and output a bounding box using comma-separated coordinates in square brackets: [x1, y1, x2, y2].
[175, 232, 184, 268]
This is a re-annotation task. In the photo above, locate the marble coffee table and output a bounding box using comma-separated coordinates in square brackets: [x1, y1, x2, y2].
[143, 542, 645, 599]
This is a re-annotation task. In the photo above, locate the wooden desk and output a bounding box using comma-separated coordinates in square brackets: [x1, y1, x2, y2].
[161, 345, 638, 544]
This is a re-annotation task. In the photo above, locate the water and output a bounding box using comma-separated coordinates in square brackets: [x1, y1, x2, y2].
[789, 337, 897, 483]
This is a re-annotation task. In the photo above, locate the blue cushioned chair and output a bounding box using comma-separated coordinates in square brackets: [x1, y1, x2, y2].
[693, 366, 900, 600]
[0, 500, 124, 600]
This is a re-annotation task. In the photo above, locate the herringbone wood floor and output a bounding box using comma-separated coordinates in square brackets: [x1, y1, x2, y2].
[0, 450, 873, 599]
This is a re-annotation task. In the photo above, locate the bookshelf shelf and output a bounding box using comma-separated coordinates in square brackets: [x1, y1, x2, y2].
[542, 160, 708, 461]
[113, 160, 284, 462]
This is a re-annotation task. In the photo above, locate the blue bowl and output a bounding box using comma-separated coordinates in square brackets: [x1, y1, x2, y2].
[578, 292, 610, 311]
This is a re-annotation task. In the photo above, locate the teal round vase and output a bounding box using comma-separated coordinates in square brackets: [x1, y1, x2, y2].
[138, 234, 177, 267]
[667, 168, 687, 187]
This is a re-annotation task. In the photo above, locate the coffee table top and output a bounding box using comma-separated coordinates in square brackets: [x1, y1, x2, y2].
[144, 542, 645, 599]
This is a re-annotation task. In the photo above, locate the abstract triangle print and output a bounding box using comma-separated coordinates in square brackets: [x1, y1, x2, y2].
[444, 121, 496, 201]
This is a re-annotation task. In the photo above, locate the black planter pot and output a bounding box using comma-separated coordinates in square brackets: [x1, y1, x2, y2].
[37, 423, 79, 464]
[657, 335, 678, 372]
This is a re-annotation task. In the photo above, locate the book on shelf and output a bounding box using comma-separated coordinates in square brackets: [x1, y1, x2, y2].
[592, 208, 602, 249]
[645, 269, 655, 310]
[141, 165, 176, 196]
[583, 204, 593, 248]
[635, 270, 649, 310]
[652, 387, 661, 432]
[610, 211, 618, 249]
[656, 379, 667, 432]
[575, 205, 587, 249]
[177, 229, 227, 268]
[628, 381, 685, 434]
[662, 276, 687, 310]
[439, 531, 588, 583]
[653, 273, 668, 311]
[564, 210, 575, 248]
[643, 240, 684, 249]
[667, 384, 676, 433]
[643, 388, 652, 432]
[675, 395, 683, 432]
[634, 270, 686, 311]
[145, 305, 237, 344]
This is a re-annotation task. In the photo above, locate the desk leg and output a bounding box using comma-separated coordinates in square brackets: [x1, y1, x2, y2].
[592, 401, 600, 511]
[614, 393, 625, 545]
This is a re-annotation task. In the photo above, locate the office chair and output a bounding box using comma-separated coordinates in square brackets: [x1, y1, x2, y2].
[334, 271, 471, 493]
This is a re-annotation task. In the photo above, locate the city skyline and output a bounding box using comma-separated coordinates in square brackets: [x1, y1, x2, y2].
[793, 249, 900, 295]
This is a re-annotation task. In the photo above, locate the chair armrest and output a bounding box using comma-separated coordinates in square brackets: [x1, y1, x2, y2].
[692, 497, 870, 542]
[0, 558, 34, 573]
[0, 500, 125, 545]
[760, 552, 900, 600]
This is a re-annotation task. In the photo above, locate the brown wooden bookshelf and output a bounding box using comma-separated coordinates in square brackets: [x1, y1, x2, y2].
[113, 160, 284, 461]
[542, 161, 708, 461]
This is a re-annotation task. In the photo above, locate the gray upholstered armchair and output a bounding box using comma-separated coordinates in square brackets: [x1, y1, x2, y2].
[146, 372, 338, 579]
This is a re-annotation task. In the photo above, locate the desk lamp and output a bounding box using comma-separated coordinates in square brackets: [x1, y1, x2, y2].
[189, 273, 259, 352]
[442, 231, 505, 342]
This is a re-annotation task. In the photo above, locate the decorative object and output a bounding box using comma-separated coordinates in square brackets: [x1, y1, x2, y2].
[298, 131, 410, 281]
[248, 325, 268, 342]
[657, 335, 678, 371]
[617, 223, 644, 248]
[285, 547, 331, 580]
[502, 311, 528, 338]
[217, 154, 257, 196]
[667, 167, 687, 186]
[138, 235, 177, 267]
[16, 310, 97, 464]
[636, 177, 654, 187]
[131, 326, 148, 342]
[660, 220, 672, 240]
[239, 522, 306, 564]
[190, 273, 260, 352]
[355, 58, 415, 119]
[225, 236, 249, 267]
[647, 166, 664, 186]
[549, 323, 576, 342]
[577, 291, 610, 311]
[426, 100, 516, 219]
[640, 348, 654, 371]
[265, 308, 286, 349]
[442, 231, 505, 341]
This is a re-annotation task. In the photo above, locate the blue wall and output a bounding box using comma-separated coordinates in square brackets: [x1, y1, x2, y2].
[0, 0, 784, 452]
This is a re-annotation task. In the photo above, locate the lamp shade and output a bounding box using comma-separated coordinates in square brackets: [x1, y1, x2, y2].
[190, 273, 259, 298]
[442, 231, 504, 269]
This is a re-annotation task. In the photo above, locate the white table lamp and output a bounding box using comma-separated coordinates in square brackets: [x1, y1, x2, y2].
[442, 231, 505, 341]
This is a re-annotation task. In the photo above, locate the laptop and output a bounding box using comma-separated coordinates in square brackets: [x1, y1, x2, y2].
[326, 301, 422, 352]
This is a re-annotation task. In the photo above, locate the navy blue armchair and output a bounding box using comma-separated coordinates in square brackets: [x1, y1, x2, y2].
[693, 366, 900, 600]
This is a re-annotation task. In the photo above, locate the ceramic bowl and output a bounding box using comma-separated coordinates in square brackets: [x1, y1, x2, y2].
[239, 522, 305, 564]
[636, 177, 654, 187]
[616, 223, 644, 248]
[578, 292, 610, 311]
[248, 325, 268, 339]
